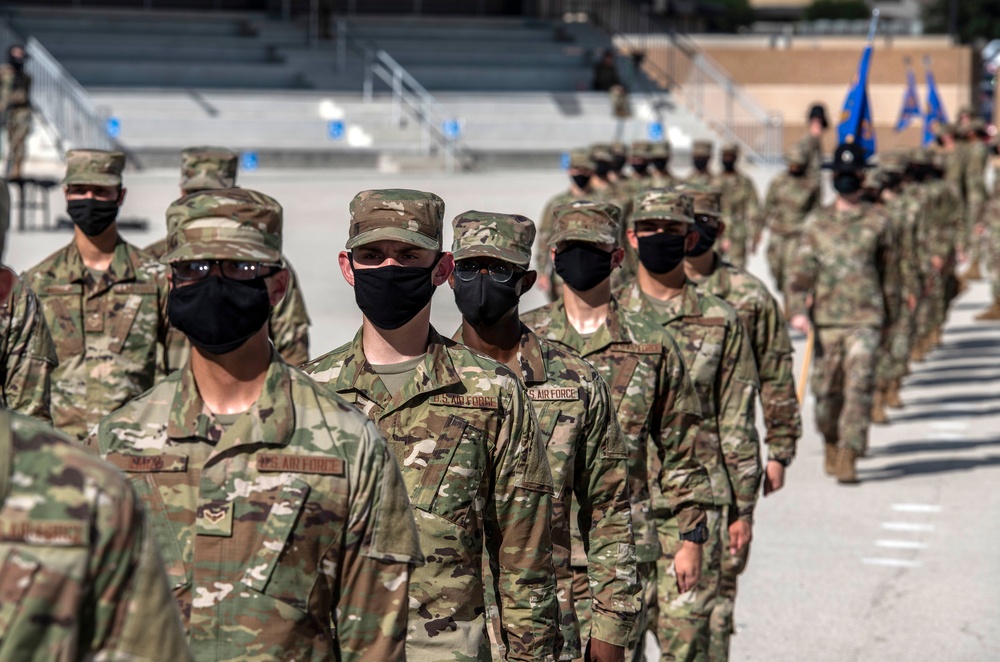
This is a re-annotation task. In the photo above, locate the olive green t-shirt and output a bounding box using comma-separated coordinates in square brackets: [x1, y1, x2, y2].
[214, 411, 246, 427]
[371, 354, 426, 397]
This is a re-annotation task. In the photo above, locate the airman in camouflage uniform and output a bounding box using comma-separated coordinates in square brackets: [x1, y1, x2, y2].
[0, 265, 56, 420]
[302, 189, 561, 662]
[521, 199, 711, 662]
[23, 149, 170, 441]
[650, 141, 680, 189]
[626, 140, 659, 195]
[798, 103, 829, 183]
[0, 45, 31, 179]
[714, 143, 760, 269]
[537, 148, 605, 300]
[616, 189, 761, 662]
[448, 210, 640, 661]
[92, 187, 422, 661]
[975, 188, 1000, 320]
[687, 140, 714, 187]
[787, 143, 899, 484]
[961, 119, 991, 280]
[145, 146, 311, 369]
[757, 144, 821, 311]
[680, 183, 799, 658]
[0, 408, 191, 661]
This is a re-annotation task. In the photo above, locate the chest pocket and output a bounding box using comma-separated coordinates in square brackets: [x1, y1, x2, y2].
[606, 347, 659, 442]
[533, 404, 575, 500]
[39, 285, 84, 358]
[390, 414, 486, 527]
[108, 284, 158, 355]
[680, 320, 726, 412]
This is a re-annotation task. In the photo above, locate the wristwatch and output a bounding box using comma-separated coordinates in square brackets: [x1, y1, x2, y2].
[679, 521, 709, 544]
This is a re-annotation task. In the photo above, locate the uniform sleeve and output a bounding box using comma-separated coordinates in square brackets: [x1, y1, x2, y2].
[786, 217, 819, 319]
[156, 267, 174, 376]
[754, 294, 800, 463]
[488, 381, 562, 661]
[535, 198, 558, 274]
[84, 472, 192, 661]
[336, 421, 421, 662]
[269, 264, 311, 366]
[3, 281, 56, 422]
[965, 144, 988, 231]
[574, 373, 639, 648]
[716, 316, 762, 522]
[877, 215, 902, 328]
[654, 342, 709, 534]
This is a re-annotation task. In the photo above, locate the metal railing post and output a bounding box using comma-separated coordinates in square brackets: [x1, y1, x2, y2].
[363, 49, 373, 101]
[392, 69, 402, 128]
[337, 18, 346, 73]
[309, 0, 319, 49]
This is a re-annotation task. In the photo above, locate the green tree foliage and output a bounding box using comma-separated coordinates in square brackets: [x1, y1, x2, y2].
[706, 0, 755, 32]
[924, 0, 1000, 43]
[803, 0, 871, 21]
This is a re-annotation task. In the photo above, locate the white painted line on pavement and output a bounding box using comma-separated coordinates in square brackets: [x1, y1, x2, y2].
[862, 558, 922, 568]
[875, 540, 928, 550]
[931, 421, 969, 431]
[891, 504, 942, 513]
[882, 522, 935, 533]
[928, 432, 966, 441]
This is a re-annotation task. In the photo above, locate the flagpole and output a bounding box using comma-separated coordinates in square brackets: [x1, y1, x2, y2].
[867, 8, 880, 43]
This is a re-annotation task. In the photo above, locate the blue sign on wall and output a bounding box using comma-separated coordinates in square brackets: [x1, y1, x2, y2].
[442, 119, 461, 139]
[240, 151, 259, 172]
[328, 120, 345, 141]
[648, 121, 664, 141]
[560, 152, 570, 170]
[106, 117, 121, 139]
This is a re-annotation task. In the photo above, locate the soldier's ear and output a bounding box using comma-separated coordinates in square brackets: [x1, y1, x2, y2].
[519, 270, 537, 294]
[432, 252, 454, 287]
[338, 251, 355, 287]
[684, 231, 699, 252]
[717, 221, 727, 238]
[266, 268, 289, 306]
[625, 229, 639, 249]
[610, 247, 625, 270]
[117, 187, 128, 207]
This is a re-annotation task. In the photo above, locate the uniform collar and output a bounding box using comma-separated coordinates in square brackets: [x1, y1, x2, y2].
[166, 347, 295, 455]
[689, 253, 731, 299]
[533, 297, 634, 356]
[452, 322, 548, 386]
[618, 278, 705, 324]
[63, 237, 136, 296]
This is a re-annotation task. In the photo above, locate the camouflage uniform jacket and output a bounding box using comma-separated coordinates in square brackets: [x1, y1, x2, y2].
[454, 324, 640, 649]
[536, 188, 607, 275]
[758, 172, 821, 240]
[616, 281, 762, 521]
[965, 140, 990, 223]
[302, 328, 561, 662]
[690, 254, 800, 464]
[520, 298, 709, 547]
[922, 179, 964, 259]
[0, 64, 30, 111]
[146, 238, 312, 367]
[797, 133, 824, 181]
[714, 171, 760, 249]
[0, 266, 56, 421]
[23, 239, 169, 440]
[0, 409, 191, 661]
[787, 203, 898, 328]
[686, 171, 714, 187]
[92, 351, 422, 662]
[884, 191, 924, 303]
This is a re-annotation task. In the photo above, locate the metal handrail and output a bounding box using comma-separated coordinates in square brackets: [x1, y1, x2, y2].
[363, 48, 471, 171]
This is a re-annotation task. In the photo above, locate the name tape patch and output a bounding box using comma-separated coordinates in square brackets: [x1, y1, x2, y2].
[618, 343, 661, 354]
[527, 387, 580, 401]
[106, 453, 189, 473]
[257, 453, 345, 476]
[0, 519, 87, 546]
[429, 393, 498, 409]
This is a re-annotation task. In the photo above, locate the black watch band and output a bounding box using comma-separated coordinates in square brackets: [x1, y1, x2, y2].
[772, 457, 791, 467]
[679, 522, 709, 544]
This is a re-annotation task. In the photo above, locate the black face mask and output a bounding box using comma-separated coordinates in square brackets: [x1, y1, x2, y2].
[722, 159, 737, 173]
[67, 198, 119, 237]
[594, 162, 612, 179]
[861, 189, 881, 204]
[350, 256, 438, 330]
[612, 156, 627, 173]
[8, 55, 23, 70]
[788, 166, 806, 178]
[652, 158, 668, 172]
[833, 173, 862, 195]
[693, 157, 710, 172]
[453, 272, 522, 327]
[168, 276, 271, 355]
[637, 232, 687, 274]
[632, 162, 650, 176]
[688, 222, 718, 257]
[571, 173, 591, 189]
[884, 173, 903, 191]
[554, 243, 614, 292]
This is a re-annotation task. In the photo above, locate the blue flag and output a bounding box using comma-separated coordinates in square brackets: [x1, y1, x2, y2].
[838, 44, 876, 159]
[923, 68, 948, 146]
[894, 67, 921, 132]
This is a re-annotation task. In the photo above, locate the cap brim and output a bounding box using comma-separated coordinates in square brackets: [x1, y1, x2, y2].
[62, 174, 121, 187]
[452, 244, 530, 267]
[630, 212, 695, 224]
[548, 228, 617, 246]
[180, 176, 232, 192]
[160, 240, 282, 264]
[346, 227, 440, 251]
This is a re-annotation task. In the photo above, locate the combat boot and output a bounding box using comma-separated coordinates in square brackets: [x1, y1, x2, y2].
[835, 447, 859, 484]
[965, 261, 983, 281]
[885, 381, 904, 409]
[824, 443, 838, 476]
[910, 342, 925, 363]
[975, 300, 1000, 321]
[870, 390, 888, 424]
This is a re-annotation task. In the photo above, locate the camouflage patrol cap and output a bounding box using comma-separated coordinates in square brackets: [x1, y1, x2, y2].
[610, 142, 628, 157]
[651, 141, 672, 159]
[671, 183, 721, 218]
[784, 143, 809, 167]
[721, 142, 739, 156]
[958, 105, 978, 118]
[568, 148, 594, 170]
[935, 122, 957, 138]
[631, 141, 655, 159]
[180, 146, 239, 192]
[62, 149, 126, 187]
[451, 211, 535, 267]
[548, 200, 621, 247]
[863, 168, 884, 190]
[590, 143, 614, 163]
[162, 188, 282, 264]
[967, 117, 986, 134]
[631, 188, 695, 224]
[347, 189, 444, 251]
[909, 147, 935, 166]
[692, 140, 713, 158]
[878, 150, 908, 174]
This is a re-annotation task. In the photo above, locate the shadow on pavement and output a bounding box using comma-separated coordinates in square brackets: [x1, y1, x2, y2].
[900, 392, 1000, 408]
[902, 374, 1000, 390]
[868, 438, 1000, 456]
[857, 455, 1000, 481]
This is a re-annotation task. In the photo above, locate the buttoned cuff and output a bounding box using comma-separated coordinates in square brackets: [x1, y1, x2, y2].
[675, 505, 707, 535]
[590, 612, 635, 649]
